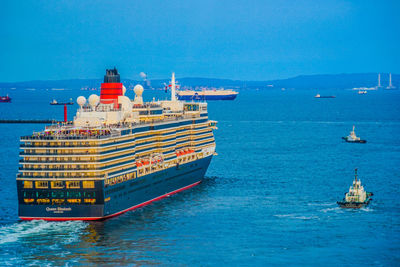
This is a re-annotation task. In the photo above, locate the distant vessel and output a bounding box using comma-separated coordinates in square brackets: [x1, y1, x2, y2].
[314, 94, 335, 98]
[0, 95, 11, 103]
[342, 126, 366, 143]
[337, 169, 373, 208]
[358, 90, 367, 94]
[176, 89, 238, 100]
[50, 99, 74, 105]
[386, 73, 396, 90]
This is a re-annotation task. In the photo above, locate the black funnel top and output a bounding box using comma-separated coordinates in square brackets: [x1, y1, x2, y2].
[104, 67, 120, 83]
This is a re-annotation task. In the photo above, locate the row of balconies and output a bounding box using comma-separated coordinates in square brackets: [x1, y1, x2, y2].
[19, 166, 98, 171]
[20, 150, 97, 156]
[17, 173, 101, 179]
[20, 134, 111, 141]
[20, 142, 97, 148]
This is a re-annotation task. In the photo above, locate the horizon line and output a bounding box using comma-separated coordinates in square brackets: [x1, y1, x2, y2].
[0, 72, 398, 84]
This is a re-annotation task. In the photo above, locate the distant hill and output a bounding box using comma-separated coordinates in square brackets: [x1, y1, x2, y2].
[0, 73, 398, 90]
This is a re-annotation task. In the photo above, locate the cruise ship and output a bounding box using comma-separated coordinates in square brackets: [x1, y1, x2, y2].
[176, 89, 238, 100]
[16, 68, 217, 221]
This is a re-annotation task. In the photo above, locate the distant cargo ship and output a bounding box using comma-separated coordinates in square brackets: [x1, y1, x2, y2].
[0, 95, 11, 103]
[176, 89, 238, 100]
[314, 94, 335, 98]
[50, 99, 74, 105]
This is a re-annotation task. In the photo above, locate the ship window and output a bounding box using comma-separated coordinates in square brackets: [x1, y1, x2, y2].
[23, 181, 33, 189]
[23, 191, 36, 198]
[37, 198, 50, 204]
[67, 191, 81, 198]
[51, 181, 64, 189]
[24, 198, 35, 204]
[35, 181, 48, 189]
[52, 191, 65, 198]
[52, 199, 64, 205]
[37, 191, 50, 198]
[84, 199, 96, 204]
[67, 199, 81, 204]
[82, 181, 95, 189]
[66, 181, 80, 189]
[84, 192, 95, 198]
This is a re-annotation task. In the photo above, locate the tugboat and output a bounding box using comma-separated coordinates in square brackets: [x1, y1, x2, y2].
[0, 95, 11, 103]
[342, 126, 366, 143]
[337, 169, 373, 208]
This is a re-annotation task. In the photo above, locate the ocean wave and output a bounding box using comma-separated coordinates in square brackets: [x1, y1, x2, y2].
[320, 207, 342, 213]
[274, 214, 319, 220]
[307, 202, 336, 207]
[274, 214, 296, 218]
[0, 220, 87, 245]
[360, 207, 374, 212]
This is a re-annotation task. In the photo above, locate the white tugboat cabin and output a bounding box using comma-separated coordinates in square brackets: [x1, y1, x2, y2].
[337, 169, 373, 208]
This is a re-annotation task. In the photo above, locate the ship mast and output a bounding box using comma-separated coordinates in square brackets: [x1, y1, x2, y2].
[171, 72, 177, 101]
[354, 168, 359, 200]
[389, 73, 392, 87]
[354, 168, 358, 183]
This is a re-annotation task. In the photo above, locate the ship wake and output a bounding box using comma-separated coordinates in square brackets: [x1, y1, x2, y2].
[0, 220, 87, 245]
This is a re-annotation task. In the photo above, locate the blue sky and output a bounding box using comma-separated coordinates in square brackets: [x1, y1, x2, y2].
[1, 0, 399, 81]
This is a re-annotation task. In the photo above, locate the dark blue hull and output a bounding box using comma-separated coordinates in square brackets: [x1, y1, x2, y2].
[177, 94, 237, 101]
[17, 156, 212, 220]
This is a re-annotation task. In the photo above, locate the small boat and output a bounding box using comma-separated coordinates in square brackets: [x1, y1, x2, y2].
[314, 94, 335, 98]
[50, 99, 74, 105]
[358, 90, 367, 94]
[342, 126, 366, 143]
[0, 95, 11, 103]
[337, 169, 373, 208]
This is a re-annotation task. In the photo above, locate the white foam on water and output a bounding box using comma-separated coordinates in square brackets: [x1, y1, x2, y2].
[0, 220, 87, 245]
[293, 215, 320, 220]
[273, 214, 296, 218]
[307, 202, 336, 207]
[274, 214, 319, 220]
[360, 207, 374, 212]
[321, 207, 342, 213]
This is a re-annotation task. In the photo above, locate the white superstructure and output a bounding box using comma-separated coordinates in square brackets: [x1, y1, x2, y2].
[344, 172, 367, 203]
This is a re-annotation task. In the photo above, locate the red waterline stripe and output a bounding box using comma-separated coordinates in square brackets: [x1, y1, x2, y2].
[19, 180, 202, 222]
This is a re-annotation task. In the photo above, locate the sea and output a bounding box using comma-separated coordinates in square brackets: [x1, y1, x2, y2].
[0, 88, 399, 266]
